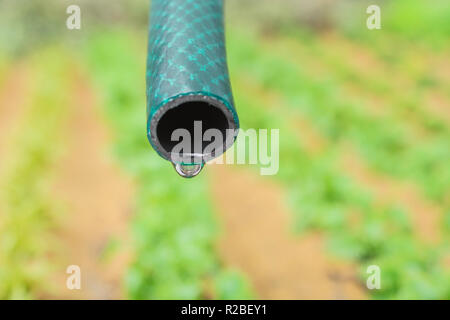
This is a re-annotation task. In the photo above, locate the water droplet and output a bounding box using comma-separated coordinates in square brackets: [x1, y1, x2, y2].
[173, 163, 203, 178]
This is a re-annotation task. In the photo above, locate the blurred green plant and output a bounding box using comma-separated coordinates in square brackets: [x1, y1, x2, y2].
[225, 28, 450, 299]
[227, 29, 450, 204]
[0, 49, 71, 299]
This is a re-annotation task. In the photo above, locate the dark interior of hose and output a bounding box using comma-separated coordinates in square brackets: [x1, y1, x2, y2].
[156, 101, 229, 156]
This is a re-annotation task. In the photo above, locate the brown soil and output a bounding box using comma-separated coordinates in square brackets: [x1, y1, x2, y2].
[51, 71, 133, 299]
[342, 148, 442, 244]
[424, 90, 450, 124]
[340, 82, 390, 117]
[235, 67, 442, 249]
[322, 33, 450, 126]
[433, 52, 450, 85]
[291, 114, 327, 155]
[272, 33, 450, 131]
[321, 32, 411, 90]
[0, 64, 30, 163]
[209, 165, 367, 299]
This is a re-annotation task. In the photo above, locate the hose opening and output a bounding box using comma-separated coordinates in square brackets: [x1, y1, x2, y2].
[155, 99, 234, 163]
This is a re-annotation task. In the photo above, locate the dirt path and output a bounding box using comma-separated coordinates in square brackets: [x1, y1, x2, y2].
[268, 34, 450, 130]
[209, 165, 367, 299]
[321, 33, 450, 127]
[0, 64, 29, 164]
[424, 90, 450, 124]
[238, 73, 443, 245]
[342, 148, 442, 244]
[51, 71, 133, 299]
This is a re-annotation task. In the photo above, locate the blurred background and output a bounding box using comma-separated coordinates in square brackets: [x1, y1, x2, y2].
[0, 0, 449, 299]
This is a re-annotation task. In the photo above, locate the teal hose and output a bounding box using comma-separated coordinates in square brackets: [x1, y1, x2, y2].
[146, 0, 239, 170]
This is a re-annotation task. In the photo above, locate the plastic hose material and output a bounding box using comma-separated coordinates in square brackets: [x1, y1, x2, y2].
[146, 0, 239, 167]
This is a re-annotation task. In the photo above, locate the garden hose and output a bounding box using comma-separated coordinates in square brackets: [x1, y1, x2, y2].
[146, 0, 239, 178]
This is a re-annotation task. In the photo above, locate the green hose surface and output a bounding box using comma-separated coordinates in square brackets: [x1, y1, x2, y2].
[146, 0, 239, 165]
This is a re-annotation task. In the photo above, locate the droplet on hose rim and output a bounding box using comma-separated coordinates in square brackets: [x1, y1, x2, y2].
[173, 163, 203, 178]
